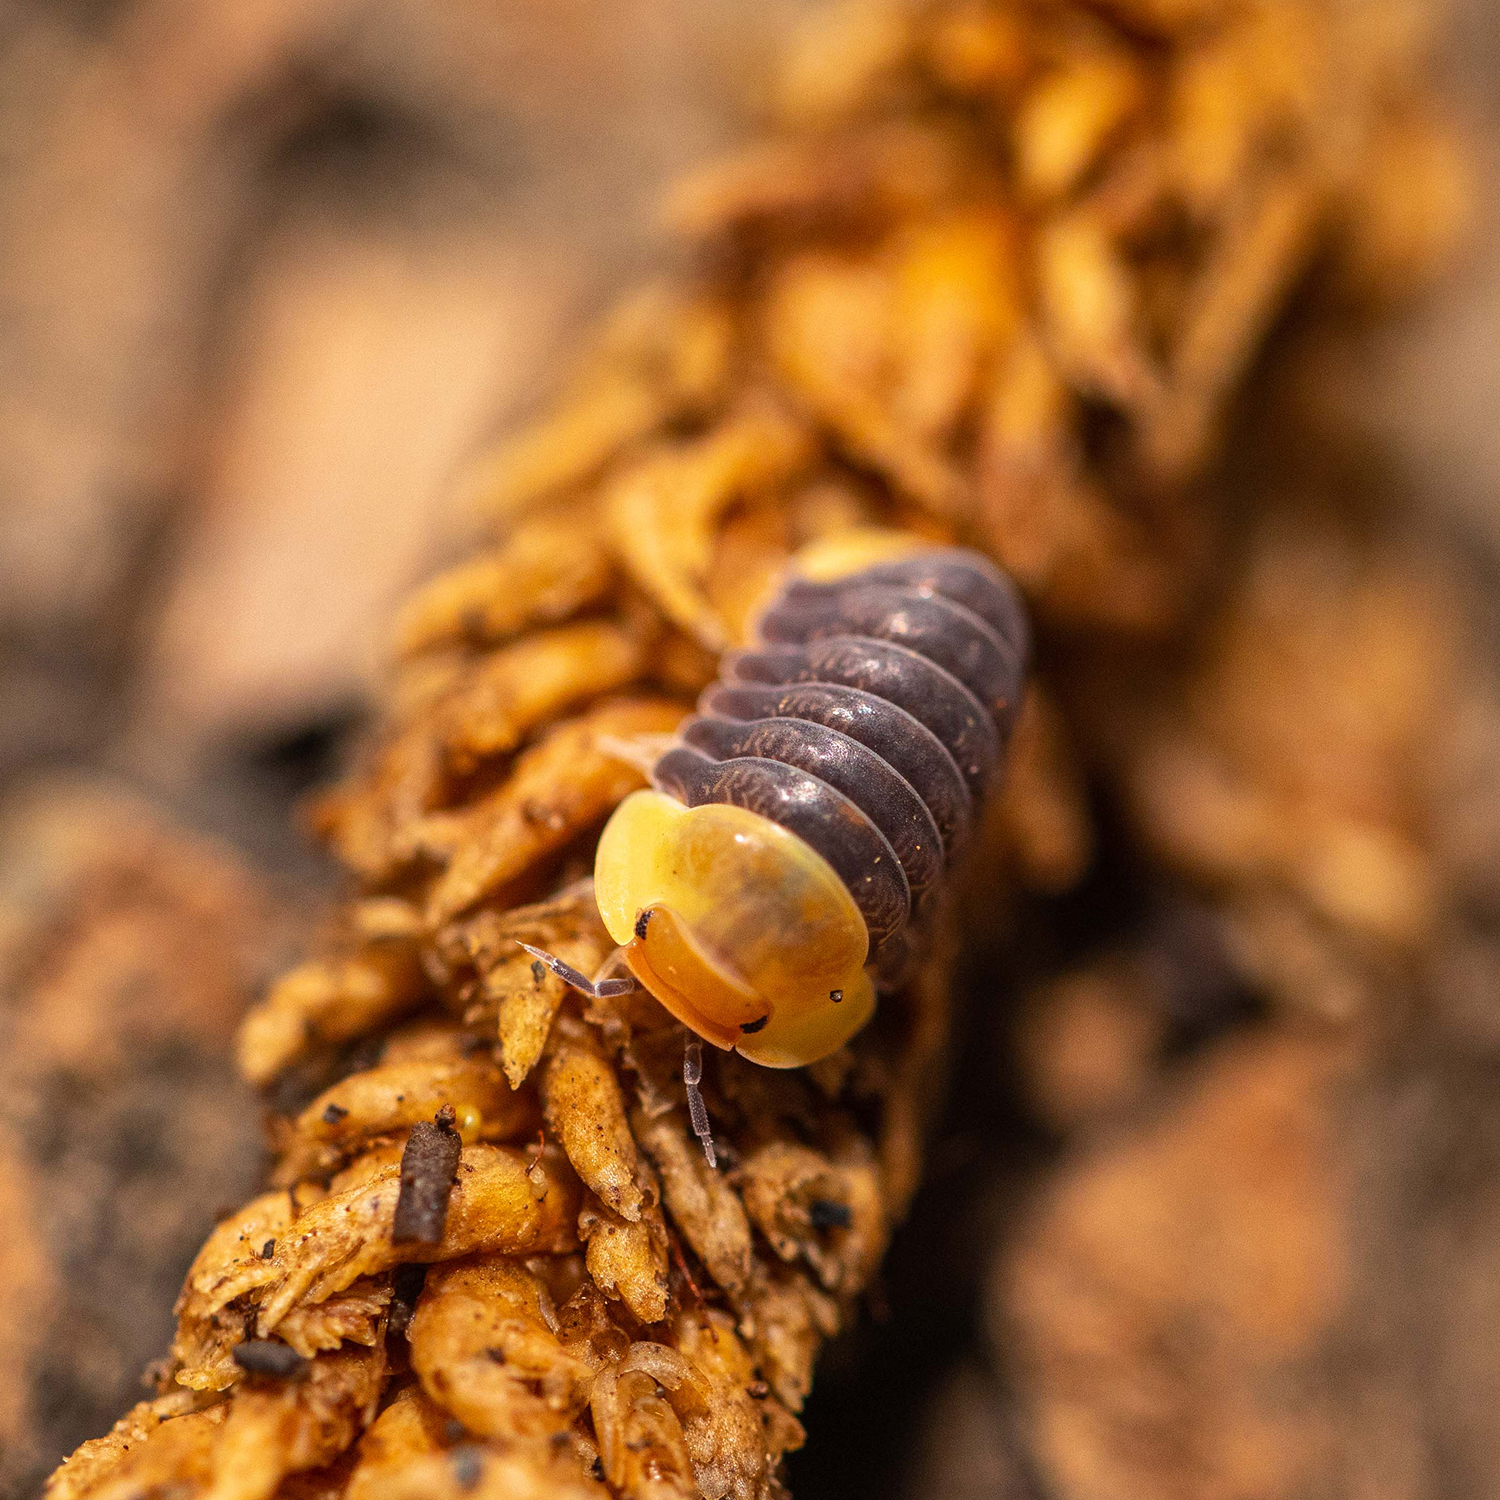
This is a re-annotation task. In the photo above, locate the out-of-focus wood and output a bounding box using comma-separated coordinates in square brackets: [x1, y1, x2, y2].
[0, 0, 748, 767]
[0, 778, 292, 1497]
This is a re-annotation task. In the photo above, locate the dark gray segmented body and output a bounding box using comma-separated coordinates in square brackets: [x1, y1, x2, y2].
[651, 548, 1030, 969]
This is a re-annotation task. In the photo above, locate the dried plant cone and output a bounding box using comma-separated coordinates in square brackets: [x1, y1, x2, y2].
[45, 0, 1462, 1497]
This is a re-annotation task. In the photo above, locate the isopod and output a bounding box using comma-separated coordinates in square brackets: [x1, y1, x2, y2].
[590, 532, 1030, 1068]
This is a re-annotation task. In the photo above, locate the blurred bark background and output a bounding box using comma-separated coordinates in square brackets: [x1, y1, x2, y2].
[0, 0, 1497, 1496]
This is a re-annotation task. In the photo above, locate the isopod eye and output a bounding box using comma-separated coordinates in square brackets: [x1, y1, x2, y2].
[593, 791, 875, 1067]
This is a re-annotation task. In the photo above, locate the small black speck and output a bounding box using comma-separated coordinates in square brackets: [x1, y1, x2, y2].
[260, 1239, 275, 1260]
[232, 1339, 303, 1378]
[531, 959, 545, 985]
[739, 1015, 769, 1034]
[808, 1198, 853, 1230]
[387, 1263, 427, 1342]
[829, 988, 844, 1003]
[443, 1419, 467, 1445]
[321, 1103, 349, 1125]
[634, 909, 652, 940]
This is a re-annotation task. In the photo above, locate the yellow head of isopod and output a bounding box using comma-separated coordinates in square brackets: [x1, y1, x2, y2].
[593, 791, 875, 1067]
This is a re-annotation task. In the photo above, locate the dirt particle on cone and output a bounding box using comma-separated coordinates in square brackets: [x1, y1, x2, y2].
[392, 1105, 462, 1245]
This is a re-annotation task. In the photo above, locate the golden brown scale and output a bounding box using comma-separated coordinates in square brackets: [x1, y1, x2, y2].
[272, 1458, 359, 1500]
[274, 1279, 392, 1361]
[418, 697, 684, 923]
[378, 1450, 606, 1500]
[530, 1010, 677, 1324]
[630, 1107, 755, 1299]
[237, 936, 428, 1088]
[435, 620, 656, 774]
[273, 1058, 537, 1186]
[578, 1197, 673, 1325]
[408, 1255, 597, 1441]
[605, 402, 818, 651]
[177, 1271, 389, 1394]
[45, 1399, 228, 1500]
[326, 1141, 410, 1194]
[542, 1020, 653, 1222]
[372, 1019, 490, 1065]
[431, 883, 617, 1086]
[736, 1137, 885, 1298]
[356, 1443, 609, 1500]
[732, 1267, 841, 1414]
[591, 1365, 701, 1500]
[672, 1309, 798, 1500]
[171, 1191, 303, 1389]
[341, 1387, 452, 1500]
[195, 1345, 387, 1500]
[49, 1351, 387, 1500]
[191, 1146, 580, 1340]
[390, 510, 615, 658]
